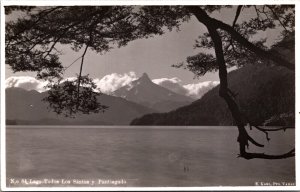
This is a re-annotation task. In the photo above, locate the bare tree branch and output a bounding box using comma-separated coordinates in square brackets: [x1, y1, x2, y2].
[76, 43, 89, 109]
[266, 5, 288, 31]
[64, 56, 82, 71]
[232, 5, 243, 27]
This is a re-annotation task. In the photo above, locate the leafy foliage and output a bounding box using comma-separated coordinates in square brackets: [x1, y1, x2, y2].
[173, 53, 218, 77]
[175, 5, 294, 78]
[5, 6, 36, 15]
[136, 6, 191, 36]
[43, 75, 108, 117]
[6, 6, 138, 77]
[5, 6, 191, 78]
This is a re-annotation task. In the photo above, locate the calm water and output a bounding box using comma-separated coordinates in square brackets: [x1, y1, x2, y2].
[6, 126, 295, 187]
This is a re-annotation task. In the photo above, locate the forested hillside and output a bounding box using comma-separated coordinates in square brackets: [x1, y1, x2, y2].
[131, 35, 295, 126]
[131, 64, 294, 126]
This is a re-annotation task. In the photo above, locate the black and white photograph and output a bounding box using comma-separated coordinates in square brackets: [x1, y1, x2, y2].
[1, 1, 297, 190]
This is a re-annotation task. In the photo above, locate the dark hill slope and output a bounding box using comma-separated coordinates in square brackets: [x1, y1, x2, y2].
[131, 64, 294, 126]
[6, 87, 156, 125]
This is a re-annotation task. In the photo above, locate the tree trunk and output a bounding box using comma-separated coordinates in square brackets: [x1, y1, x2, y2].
[207, 25, 256, 157]
[188, 6, 295, 159]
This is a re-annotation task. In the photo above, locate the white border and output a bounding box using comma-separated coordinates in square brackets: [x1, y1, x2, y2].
[1, 2, 6, 192]
[1, 0, 299, 191]
[0, 0, 298, 6]
[295, 0, 299, 190]
[1, 186, 299, 191]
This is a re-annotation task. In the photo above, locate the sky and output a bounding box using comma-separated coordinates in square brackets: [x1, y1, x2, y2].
[5, 13, 214, 83]
[5, 6, 283, 98]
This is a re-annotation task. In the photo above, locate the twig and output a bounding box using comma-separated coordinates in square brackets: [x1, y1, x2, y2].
[252, 125, 294, 132]
[266, 5, 288, 31]
[232, 5, 243, 27]
[76, 43, 89, 109]
[224, 6, 242, 53]
[247, 133, 264, 147]
[245, 114, 294, 141]
[250, 124, 270, 141]
[64, 56, 82, 71]
[253, 6, 261, 21]
[43, 37, 61, 59]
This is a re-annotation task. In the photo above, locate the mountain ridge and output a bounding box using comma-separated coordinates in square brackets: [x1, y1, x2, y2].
[113, 73, 194, 112]
[6, 87, 156, 125]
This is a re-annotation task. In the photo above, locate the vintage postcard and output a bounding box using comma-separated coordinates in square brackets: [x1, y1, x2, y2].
[1, 0, 298, 191]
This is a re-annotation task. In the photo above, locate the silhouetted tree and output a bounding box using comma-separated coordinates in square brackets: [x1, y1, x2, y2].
[184, 6, 295, 159]
[5, 5, 295, 159]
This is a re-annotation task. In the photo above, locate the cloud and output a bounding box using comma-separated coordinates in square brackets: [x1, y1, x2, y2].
[153, 77, 219, 99]
[93, 71, 137, 94]
[6, 72, 138, 94]
[5, 76, 49, 92]
[183, 81, 219, 99]
[5, 74, 219, 99]
[62, 77, 77, 82]
[152, 77, 188, 96]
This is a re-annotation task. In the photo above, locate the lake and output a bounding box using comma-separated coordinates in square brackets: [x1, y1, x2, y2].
[6, 126, 295, 187]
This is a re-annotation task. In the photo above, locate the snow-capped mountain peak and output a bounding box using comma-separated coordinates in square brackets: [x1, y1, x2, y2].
[113, 73, 194, 112]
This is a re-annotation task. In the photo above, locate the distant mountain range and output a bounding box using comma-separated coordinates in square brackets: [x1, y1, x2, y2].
[6, 73, 194, 125]
[6, 87, 155, 125]
[113, 73, 194, 112]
